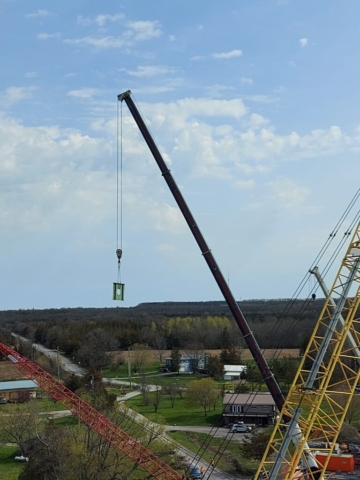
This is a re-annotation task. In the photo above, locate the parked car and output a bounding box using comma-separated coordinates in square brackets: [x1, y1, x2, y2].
[0, 397, 6, 404]
[230, 424, 252, 433]
[188, 466, 203, 479]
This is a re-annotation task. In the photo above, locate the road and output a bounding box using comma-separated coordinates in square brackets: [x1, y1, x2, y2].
[11, 333, 86, 376]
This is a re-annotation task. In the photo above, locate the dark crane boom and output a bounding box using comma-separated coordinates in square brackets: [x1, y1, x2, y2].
[118, 90, 285, 411]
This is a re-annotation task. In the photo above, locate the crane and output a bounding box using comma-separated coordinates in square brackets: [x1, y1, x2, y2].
[0, 89, 290, 479]
[0, 89, 291, 480]
[2, 89, 356, 479]
[255, 223, 360, 480]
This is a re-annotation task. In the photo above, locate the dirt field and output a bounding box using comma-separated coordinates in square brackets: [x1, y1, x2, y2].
[0, 362, 26, 381]
[114, 348, 300, 363]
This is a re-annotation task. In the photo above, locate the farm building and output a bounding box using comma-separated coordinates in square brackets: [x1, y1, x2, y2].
[0, 380, 38, 402]
[223, 364, 247, 380]
[222, 392, 277, 427]
[165, 353, 209, 373]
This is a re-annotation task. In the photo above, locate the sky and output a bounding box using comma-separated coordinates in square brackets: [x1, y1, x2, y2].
[1, 0, 360, 310]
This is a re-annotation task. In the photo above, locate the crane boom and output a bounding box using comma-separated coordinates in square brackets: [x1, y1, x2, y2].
[118, 90, 285, 412]
[255, 223, 360, 480]
[0, 342, 182, 480]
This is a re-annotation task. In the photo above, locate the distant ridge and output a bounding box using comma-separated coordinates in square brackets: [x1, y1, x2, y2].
[0, 298, 322, 323]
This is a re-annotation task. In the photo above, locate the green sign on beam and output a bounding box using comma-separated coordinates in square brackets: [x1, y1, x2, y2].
[113, 283, 125, 301]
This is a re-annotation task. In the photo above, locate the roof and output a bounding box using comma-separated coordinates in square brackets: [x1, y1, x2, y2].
[223, 393, 276, 405]
[0, 380, 38, 391]
[224, 365, 247, 372]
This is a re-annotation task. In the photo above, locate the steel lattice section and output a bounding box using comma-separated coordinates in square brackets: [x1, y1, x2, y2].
[0, 342, 183, 480]
[255, 223, 360, 480]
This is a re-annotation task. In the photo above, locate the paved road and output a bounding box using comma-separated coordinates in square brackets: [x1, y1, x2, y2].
[11, 333, 86, 376]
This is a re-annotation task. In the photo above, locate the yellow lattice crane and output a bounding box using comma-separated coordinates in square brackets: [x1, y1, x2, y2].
[256, 222, 360, 480]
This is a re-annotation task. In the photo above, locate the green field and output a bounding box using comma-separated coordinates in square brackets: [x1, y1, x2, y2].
[0, 446, 25, 479]
[126, 393, 223, 426]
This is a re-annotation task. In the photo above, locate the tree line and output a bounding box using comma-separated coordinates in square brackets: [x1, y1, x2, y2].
[0, 299, 324, 361]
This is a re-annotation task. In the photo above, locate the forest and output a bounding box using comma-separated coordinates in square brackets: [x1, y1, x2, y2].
[0, 298, 323, 360]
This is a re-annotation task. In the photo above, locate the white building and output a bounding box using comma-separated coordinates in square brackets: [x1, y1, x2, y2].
[223, 365, 247, 381]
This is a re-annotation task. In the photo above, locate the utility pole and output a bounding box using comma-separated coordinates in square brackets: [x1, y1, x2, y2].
[57, 346, 60, 380]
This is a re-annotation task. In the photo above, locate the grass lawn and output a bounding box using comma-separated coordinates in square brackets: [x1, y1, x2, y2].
[126, 394, 222, 427]
[168, 431, 257, 476]
[0, 445, 25, 479]
[102, 361, 160, 378]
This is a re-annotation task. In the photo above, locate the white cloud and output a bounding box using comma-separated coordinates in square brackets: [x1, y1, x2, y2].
[289, 60, 297, 67]
[126, 20, 162, 41]
[65, 20, 161, 50]
[299, 38, 308, 47]
[267, 177, 317, 213]
[126, 65, 176, 77]
[212, 49, 242, 59]
[38, 32, 61, 40]
[26, 9, 54, 18]
[191, 55, 207, 61]
[241, 77, 253, 85]
[243, 95, 278, 103]
[168, 35, 175, 41]
[235, 179, 255, 189]
[0, 86, 37, 107]
[77, 13, 125, 27]
[95, 13, 124, 27]
[67, 88, 100, 99]
[197, 25, 204, 30]
[64, 36, 126, 49]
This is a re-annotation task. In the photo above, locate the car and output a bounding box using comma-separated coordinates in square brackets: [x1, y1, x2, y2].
[0, 397, 6, 404]
[230, 424, 251, 433]
[188, 466, 203, 479]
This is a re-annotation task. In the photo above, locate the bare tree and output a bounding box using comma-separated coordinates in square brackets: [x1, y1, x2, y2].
[151, 332, 168, 365]
[0, 402, 44, 455]
[152, 383, 163, 413]
[131, 343, 150, 373]
[164, 383, 183, 408]
[138, 374, 150, 406]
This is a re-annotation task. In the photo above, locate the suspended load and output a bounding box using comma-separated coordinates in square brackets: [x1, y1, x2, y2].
[113, 249, 125, 301]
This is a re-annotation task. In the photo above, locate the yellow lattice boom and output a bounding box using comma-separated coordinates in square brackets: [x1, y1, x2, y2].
[256, 222, 360, 480]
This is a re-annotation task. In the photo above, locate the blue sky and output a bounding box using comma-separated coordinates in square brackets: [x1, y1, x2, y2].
[1, 0, 359, 310]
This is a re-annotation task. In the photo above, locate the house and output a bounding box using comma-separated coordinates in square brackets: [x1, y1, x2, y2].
[0, 380, 38, 402]
[165, 353, 209, 373]
[223, 365, 247, 381]
[222, 392, 277, 427]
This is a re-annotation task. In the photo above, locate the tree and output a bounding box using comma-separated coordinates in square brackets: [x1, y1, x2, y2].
[164, 383, 183, 407]
[245, 362, 263, 390]
[152, 383, 163, 413]
[207, 355, 224, 380]
[220, 345, 241, 365]
[170, 347, 181, 373]
[77, 328, 116, 371]
[150, 330, 168, 364]
[239, 429, 271, 461]
[185, 378, 219, 416]
[131, 343, 150, 373]
[138, 374, 150, 406]
[0, 402, 44, 455]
